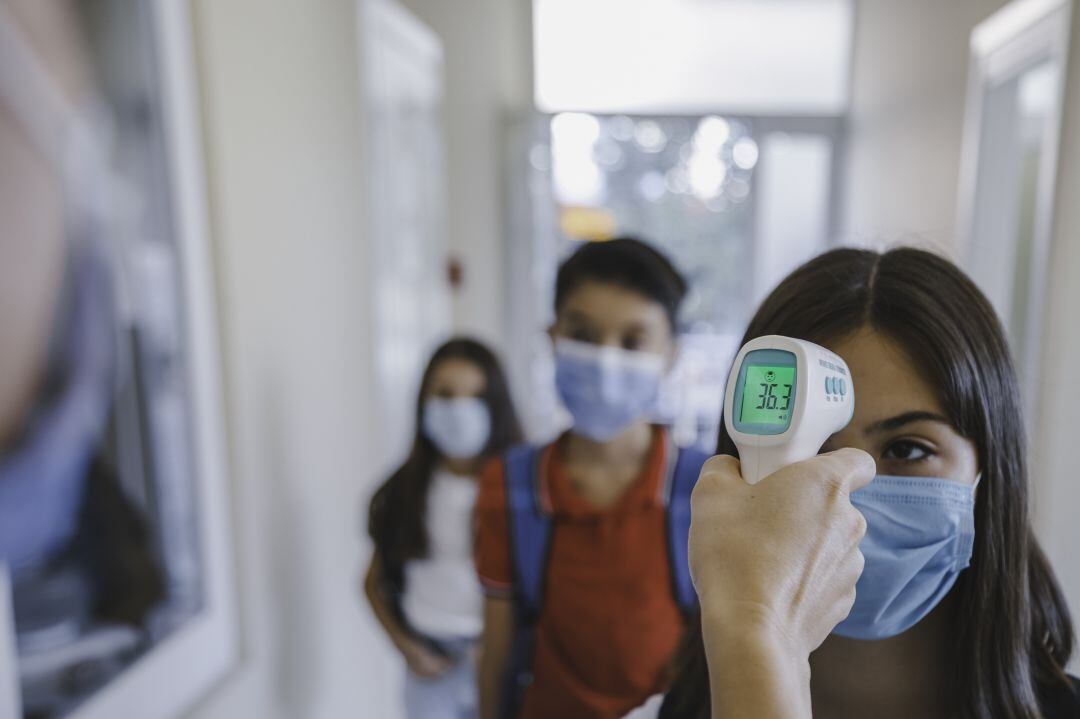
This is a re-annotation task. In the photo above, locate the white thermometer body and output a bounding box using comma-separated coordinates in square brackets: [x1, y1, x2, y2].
[723, 335, 855, 484]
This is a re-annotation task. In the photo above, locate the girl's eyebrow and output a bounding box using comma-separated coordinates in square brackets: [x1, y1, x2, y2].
[563, 309, 594, 326]
[564, 310, 646, 332]
[865, 411, 952, 434]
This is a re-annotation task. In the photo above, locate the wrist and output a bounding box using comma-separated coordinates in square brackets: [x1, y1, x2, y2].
[700, 600, 795, 651]
[701, 604, 811, 718]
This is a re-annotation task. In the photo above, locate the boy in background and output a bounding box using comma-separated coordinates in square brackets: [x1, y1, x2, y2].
[476, 238, 709, 719]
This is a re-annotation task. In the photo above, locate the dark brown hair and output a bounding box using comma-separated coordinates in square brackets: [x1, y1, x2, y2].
[661, 247, 1074, 719]
[555, 236, 688, 330]
[367, 337, 523, 597]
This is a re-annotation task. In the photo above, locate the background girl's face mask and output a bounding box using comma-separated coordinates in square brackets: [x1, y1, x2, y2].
[422, 397, 491, 461]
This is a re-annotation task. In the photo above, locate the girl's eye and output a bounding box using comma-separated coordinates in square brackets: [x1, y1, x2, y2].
[622, 336, 642, 351]
[882, 440, 934, 462]
[568, 327, 595, 343]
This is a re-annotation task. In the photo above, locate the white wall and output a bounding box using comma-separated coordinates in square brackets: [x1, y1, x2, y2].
[533, 0, 853, 115]
[843, 0, 1008, 249]
[396, 0, 532, 353]
[1033, 0, 1080, 673]
[186, 1, 397, 717]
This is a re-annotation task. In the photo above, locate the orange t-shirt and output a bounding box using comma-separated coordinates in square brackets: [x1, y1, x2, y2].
[474, 428, 686, 719]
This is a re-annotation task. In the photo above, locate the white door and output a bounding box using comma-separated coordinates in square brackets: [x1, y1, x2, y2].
[957, 0, 1072, 410]
[360, 0, 451, 474]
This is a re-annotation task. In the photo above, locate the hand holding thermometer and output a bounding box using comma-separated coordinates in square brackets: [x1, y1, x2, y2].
[723, 335, 855, 484]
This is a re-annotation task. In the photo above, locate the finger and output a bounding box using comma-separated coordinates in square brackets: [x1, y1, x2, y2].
[850, 507, 868, 546]
[817, 447, 876, 493]
[697, 454, 742, 488]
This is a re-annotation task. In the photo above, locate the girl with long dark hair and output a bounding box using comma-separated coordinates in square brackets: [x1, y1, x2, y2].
[640, 247, 1077, 718]
[365, 338, 523, 719]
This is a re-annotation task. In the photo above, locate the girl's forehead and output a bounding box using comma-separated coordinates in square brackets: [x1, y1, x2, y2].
[428, 358, 485, 389]
[829, 329, 945, 418]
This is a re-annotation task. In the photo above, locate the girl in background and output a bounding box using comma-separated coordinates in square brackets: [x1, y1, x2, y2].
[366, 338, 523, 719]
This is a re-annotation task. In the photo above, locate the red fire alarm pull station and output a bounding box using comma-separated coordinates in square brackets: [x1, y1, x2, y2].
[447, 256, 464, 289]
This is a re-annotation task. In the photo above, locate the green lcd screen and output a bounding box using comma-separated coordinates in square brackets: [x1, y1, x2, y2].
[740, 365, 796, 426]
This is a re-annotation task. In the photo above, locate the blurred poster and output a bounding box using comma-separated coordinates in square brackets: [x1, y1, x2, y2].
[0, 2, 213, 716]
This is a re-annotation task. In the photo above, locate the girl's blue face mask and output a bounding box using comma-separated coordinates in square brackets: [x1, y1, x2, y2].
[832, 474, 978, 641]
[422, 397, 491, 461]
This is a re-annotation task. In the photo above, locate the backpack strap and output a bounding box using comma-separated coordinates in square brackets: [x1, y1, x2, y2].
[665, 445, 710, 614]
[503, 444, 551, 621]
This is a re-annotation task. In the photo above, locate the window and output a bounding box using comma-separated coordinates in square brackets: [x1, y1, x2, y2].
[505, 1, 852, 447]
[533, 0, 853, 115]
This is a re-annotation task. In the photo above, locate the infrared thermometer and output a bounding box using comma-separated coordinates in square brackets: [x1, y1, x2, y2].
[723, 335, 855, 484]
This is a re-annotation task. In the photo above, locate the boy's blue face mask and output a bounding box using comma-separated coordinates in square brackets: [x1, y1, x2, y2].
[832, 474, 977, 641]
[554, 338, 665, 442]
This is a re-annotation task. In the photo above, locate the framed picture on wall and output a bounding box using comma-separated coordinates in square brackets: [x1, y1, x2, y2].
[0, 1, 237, 717]
[956, 0, 1073, 410]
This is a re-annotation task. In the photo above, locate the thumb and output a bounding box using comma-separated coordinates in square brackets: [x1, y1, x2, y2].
[818, 447, 876, 493]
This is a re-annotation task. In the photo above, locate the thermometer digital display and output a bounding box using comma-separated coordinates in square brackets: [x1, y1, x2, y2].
[740, 364, 796, 426]
[724, 336, 855, 484]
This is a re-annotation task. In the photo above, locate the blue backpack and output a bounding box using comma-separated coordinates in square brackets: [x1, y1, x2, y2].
[498, 440, 710, 718]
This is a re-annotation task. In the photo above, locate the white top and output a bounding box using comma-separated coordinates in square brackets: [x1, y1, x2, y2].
[401, 469, 483, 640]
[623, 694, 663, 719]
